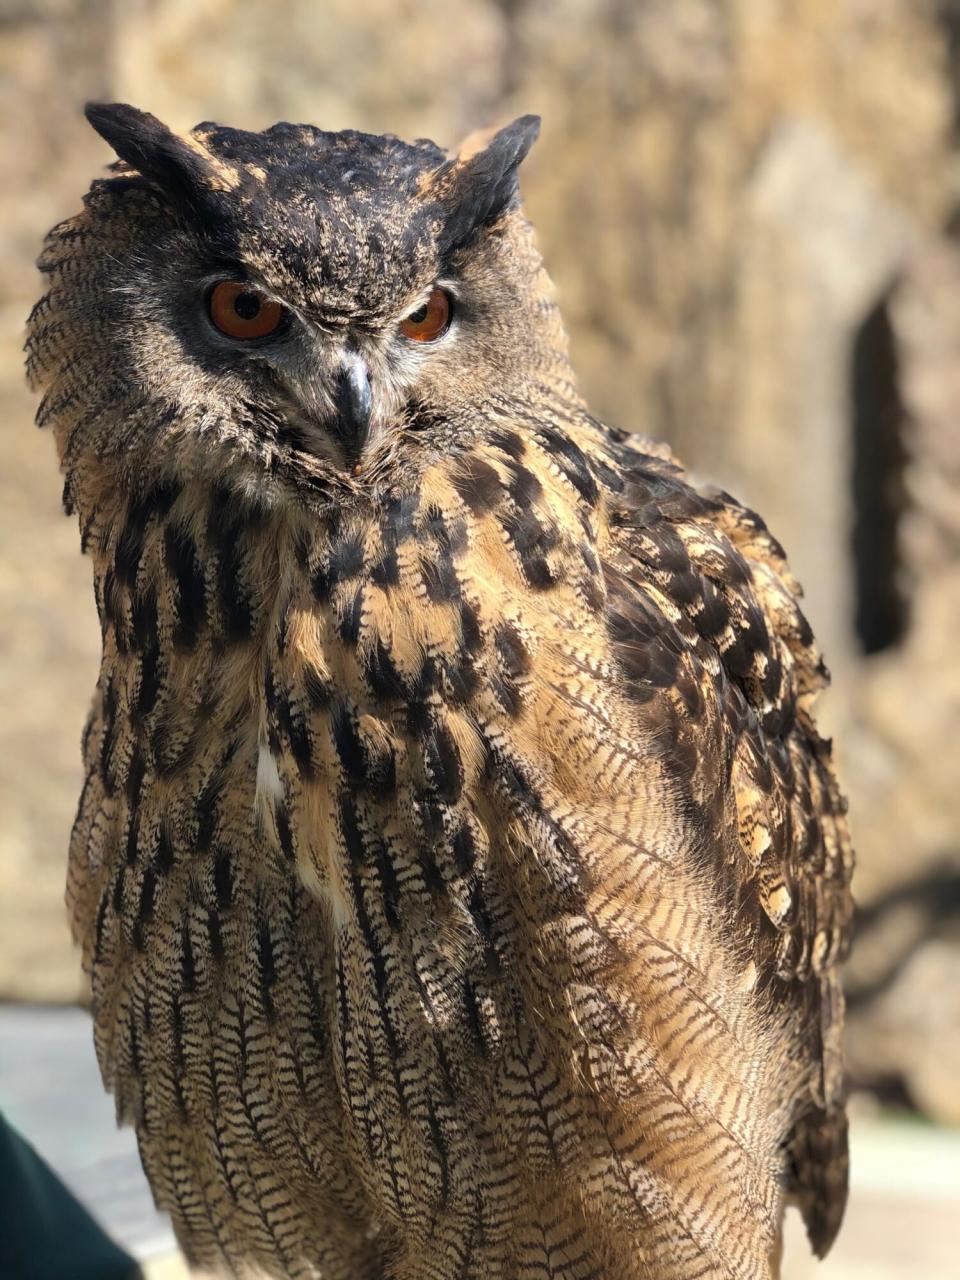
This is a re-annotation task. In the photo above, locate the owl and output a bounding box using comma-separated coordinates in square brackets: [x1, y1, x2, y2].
[26, 103, 853, 1280]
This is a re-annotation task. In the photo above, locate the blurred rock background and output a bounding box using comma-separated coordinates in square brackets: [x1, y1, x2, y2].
[1, 0, 959, 1271]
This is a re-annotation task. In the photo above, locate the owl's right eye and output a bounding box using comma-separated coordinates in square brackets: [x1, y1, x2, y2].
[208, 281, 286, 341]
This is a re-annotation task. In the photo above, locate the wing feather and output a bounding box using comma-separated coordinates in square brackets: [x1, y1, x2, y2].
[596, 437, 854, 1254]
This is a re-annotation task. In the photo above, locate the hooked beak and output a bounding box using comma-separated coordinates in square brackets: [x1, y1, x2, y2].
[335, 354, 372, 463]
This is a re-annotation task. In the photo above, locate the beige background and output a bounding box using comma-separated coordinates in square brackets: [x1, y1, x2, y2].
[1, 0, 959, 1274]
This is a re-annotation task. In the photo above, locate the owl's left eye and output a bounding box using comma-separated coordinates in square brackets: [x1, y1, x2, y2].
[400, 288, 452, 343]
[208, 281, 286, 341]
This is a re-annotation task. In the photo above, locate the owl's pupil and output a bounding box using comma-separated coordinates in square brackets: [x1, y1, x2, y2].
[233, 292, 262, 321]
[408, 304, 428, 324]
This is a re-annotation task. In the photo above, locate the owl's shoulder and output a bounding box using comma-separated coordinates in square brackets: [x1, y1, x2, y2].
[588, 430, 854, 1252]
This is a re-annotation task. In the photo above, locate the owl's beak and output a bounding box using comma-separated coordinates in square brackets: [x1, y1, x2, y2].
[335, 354, 372, 462]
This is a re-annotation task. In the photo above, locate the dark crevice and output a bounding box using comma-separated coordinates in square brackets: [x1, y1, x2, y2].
[846, 863, 960, 1012]
[850, 294, 909, 655]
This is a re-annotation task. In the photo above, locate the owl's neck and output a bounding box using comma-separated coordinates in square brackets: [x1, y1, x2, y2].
[73, 414, 612, 1053]
[80, 401, 606, 852]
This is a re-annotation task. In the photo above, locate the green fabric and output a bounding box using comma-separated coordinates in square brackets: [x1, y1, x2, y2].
[0, 1112, 141, 1279]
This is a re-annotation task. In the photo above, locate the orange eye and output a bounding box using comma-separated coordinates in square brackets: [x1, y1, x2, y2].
[400, 288, 452, 342]
[208, 281, 285, 340]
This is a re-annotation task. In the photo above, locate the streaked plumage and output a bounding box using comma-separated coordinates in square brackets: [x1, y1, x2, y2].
[26, 103, 853, 1280]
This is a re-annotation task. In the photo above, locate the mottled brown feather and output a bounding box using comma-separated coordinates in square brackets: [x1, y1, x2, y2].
[27, 109, 853, 1280]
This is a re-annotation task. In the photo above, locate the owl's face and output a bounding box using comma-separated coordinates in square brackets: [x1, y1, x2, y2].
[35, 104, 569, 508]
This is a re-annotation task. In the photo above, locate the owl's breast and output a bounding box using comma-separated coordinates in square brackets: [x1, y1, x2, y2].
[257, 439, 618, 919]
[248, 439, 653, 1235]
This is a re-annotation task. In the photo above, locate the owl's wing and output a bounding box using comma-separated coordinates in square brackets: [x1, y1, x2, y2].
[598, 438, 854, 1256]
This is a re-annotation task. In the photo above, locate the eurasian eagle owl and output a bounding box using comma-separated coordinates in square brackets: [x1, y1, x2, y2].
[26, 103, 853, 1280]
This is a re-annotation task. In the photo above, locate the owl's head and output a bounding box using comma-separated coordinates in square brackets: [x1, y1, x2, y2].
[28, 104, 575, 515]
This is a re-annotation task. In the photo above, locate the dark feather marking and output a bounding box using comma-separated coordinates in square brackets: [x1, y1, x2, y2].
[369, 544, 400, 589]
[98, 679, 118, 796]
[581, 570, 605, 614]
[94, 892, 109, 963]
[490, 428, 526, 460]
[332, 702, 366, 783]
[195, 773, 221, 850]
[81, 507, 99, 556]
[537, 426, 599, 505]
[275, 804, 295, 861]
[500, 508, 561, 590]
[155, 825, 174, 874]
[424, 1095, 450, 1209]
[312, 562, 334, 604]
[206, 911, 224, 965]
[181, 921, 197, 994]
[443, 652, 479, 704]
[329, 531, 366, 583]
[135, 643, 161, 719]
[363, 638, 407, 700]
[257, 915, 277, 1023]
[374, 837, 401, 931]
[451, 455, 503, 514]
[500, 507, 559, 559]
[164, 522, 206, 649]
[115, 517, 145, 588]
[484, 742, 584, 907]
[101, 568, 124, 644]
[520, 554, 558, 590]
[424, 722, 464, 804]
[302, 963, 329, 1053]
[214, 533, 254, 640]
[422, 547, 460, 604]
[459, 600, 483, 654]
[411, 657, 440, 704]
[339, 792, 366, 865]
[694, 578, 729, 639]
[351, 872, 390, 1012]
[274, 602, 291, 656]
[213, 854, 233, 910]
[420, 845, 445, 895]
[461, 975, 488, 1057]
[131, 585, 158, 651]
[491, 674, 522, 718]
[452, 822, 477, 875]
[152, 711, 199, 777]
[606, 572, 682, 695]
[337, 587, 364, 646]
[112, 865, 126, 914]
[366, 741, 397, 796]
[467, 882, 496, 959]
[133, 865, 157, 950]
[381, 491, 420, 548]
[126, 747, 146, 807]
[304, 663, 332, 709]
[423, 505, 467, 555]
[504, 461, 543, 508]
[124, 809, 140, 868]
[495, 624, 530, 679]
[287, 704, 315, 779]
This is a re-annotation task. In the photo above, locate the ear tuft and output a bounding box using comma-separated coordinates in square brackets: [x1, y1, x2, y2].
[84, 102, 223, 208]
[436, 114, 541, 254]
